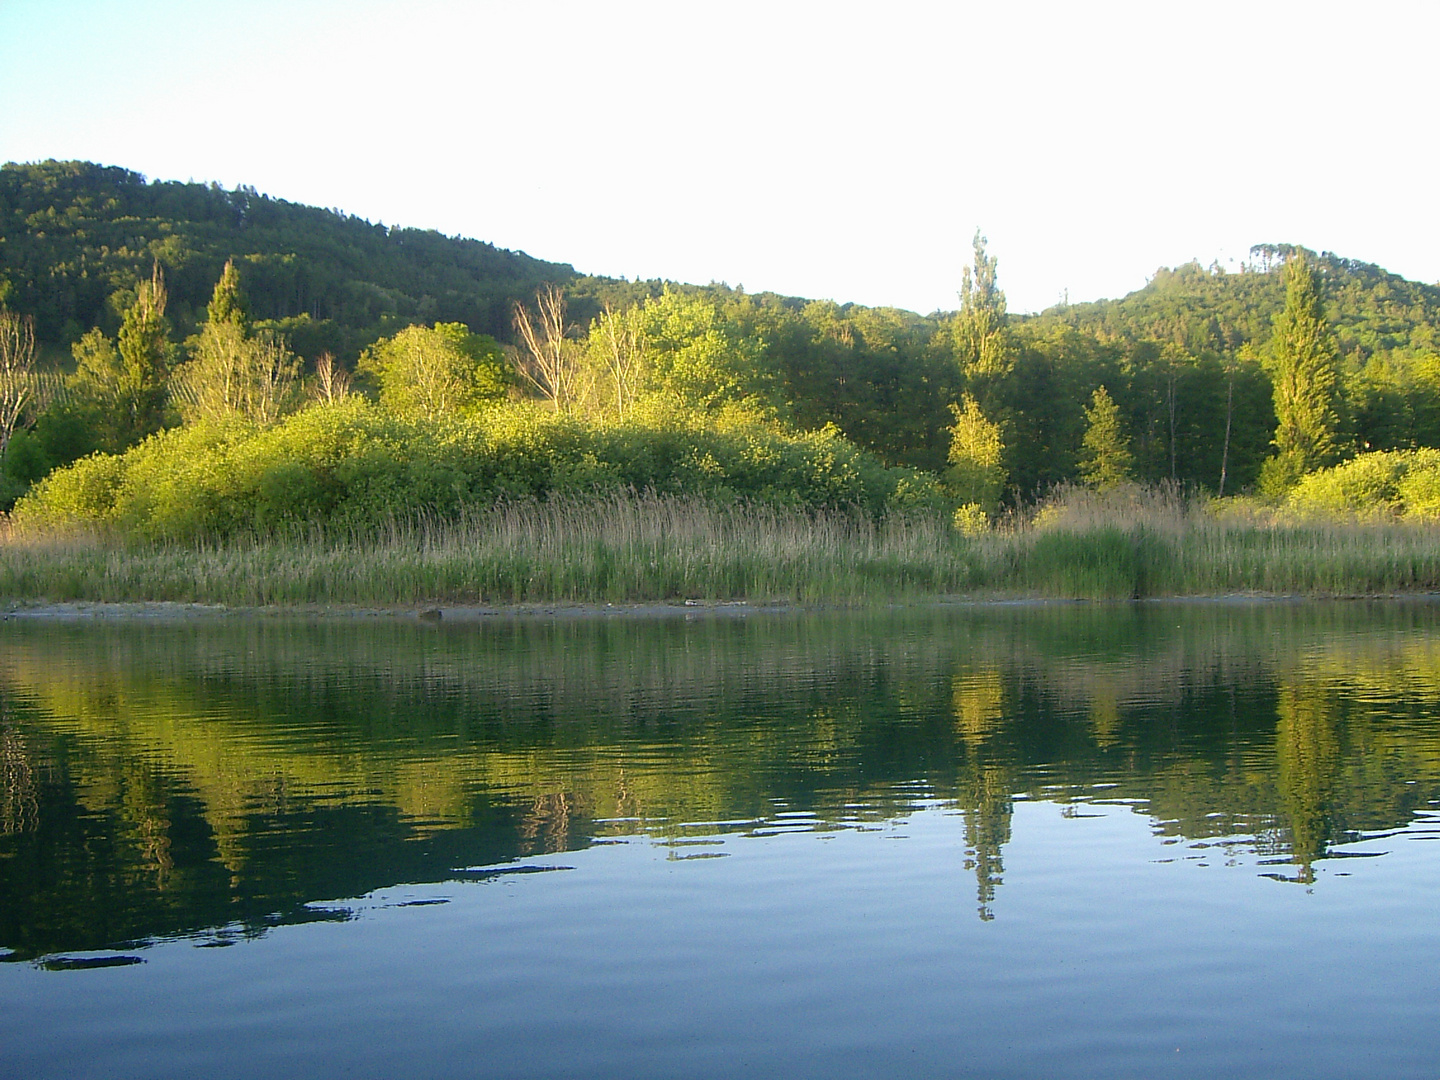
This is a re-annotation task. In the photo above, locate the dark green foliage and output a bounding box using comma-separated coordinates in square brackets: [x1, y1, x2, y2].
[1267, 253, 1339, 472]
[1021, 249, 1440, 495]
[719, 294, 959, 471]
[0, 160, 574, 357]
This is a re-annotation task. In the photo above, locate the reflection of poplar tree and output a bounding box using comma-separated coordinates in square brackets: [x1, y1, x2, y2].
[120, 762, 175, 889]
[962, 762, 1013, 921]
[1274, 678, 1341, 883]
[953, 670, 1013, 920]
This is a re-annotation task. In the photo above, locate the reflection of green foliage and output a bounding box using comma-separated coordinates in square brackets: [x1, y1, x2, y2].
[3, 603, 1440, 958]
[1274, 681, 1341, 881]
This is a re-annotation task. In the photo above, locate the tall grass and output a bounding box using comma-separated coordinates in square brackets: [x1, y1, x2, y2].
[4, 487, 1440, 607]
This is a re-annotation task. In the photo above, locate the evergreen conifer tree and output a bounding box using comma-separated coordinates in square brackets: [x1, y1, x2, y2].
[115, 263, 172, 443]
[1079, 386, 1134, 492]
[1263, 253, 1339, 491]
[206, 258, 249, 330]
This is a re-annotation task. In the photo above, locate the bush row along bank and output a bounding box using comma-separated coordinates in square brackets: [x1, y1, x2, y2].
[11, 399, 942, 541]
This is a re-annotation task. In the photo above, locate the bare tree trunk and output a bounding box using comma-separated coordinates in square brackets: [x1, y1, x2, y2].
[312, 352, 351, 404]
[1218, 365, 1235, 497]
[514, 284, 584, 411]
[1165, 362, 1179, 482]
[0, 309, 37, 459]
[600, 304, 644, 419]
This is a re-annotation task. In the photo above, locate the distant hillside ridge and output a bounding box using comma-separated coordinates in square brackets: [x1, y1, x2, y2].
[0, 159, 578, 359]
[1029, 245, 1440, 363]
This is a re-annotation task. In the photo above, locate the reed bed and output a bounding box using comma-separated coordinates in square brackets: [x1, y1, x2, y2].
[3, 489, 1440, 608]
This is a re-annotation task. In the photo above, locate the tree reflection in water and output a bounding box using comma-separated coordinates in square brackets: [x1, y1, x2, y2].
[2, 600, 1440, 960]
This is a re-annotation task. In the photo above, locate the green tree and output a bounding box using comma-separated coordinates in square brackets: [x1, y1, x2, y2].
[954, 230, 1013, 385]
[64, 327, 132, 453]
[630, 289, 770, 412]
[175, 265, 300, 425]
[114, 263, 173, 444]
[361, 322, 506, 421]
[1079, 385, 1134, 491]
[582, 303, 646, 419]
[206, 258, 248, 330]
[1263, 253, 1339, 490]
[946, 393, 1005, 514]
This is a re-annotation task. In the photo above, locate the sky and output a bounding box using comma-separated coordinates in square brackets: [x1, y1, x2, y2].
[2, 0, 1437, 315]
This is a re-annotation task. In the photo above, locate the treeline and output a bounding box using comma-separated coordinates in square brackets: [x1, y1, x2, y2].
[4, 159, 1440, 533]
[0, 159, 575, 356]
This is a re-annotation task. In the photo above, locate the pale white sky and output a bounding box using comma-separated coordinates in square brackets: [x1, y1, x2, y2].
[2, 0, 1436, 314]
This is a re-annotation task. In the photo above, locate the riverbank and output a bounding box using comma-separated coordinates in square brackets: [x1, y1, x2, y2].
[4, 493, 1440, 607]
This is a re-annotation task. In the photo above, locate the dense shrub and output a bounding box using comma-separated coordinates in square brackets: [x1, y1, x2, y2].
[14, 399, 938, 540]
[1286, 449, 1440, 520]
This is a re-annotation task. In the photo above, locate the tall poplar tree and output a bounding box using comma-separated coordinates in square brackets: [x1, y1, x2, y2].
[1264, 253, 1339, 489]
[954, 231, 1012, 385]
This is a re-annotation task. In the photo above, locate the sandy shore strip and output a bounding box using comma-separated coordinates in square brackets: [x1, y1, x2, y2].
[3, 593, 1436, 623]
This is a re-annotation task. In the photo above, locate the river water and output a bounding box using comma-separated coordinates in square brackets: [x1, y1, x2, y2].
[2, 602, 1438, 1078]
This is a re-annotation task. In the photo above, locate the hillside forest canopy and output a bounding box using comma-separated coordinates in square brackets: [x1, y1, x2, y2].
[5, 159, 1440, 538]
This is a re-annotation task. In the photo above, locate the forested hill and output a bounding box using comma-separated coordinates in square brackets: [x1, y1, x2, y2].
[6, 158, 1440, 512]
[1030, 248, 1440, 360]
[0, 159, 578, 358]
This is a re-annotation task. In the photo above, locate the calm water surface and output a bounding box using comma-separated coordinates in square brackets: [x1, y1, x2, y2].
[2, 602, 1439, 1078]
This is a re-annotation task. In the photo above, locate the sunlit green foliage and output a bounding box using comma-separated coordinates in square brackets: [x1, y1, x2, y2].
[1267, 253, 1340, 473]
[113, 264, 173, 444]
[946, 393, 1005, 514]
[1078, 386, 1133, 492]
[14, 398, 932, 541]
[1286, 448, 1440, 520]
[629, 289, 772, 410]
[10, 161, 1440, 519]
[953, 231, 1013, 384]
[359, 323, 506, 421]
[174, 266, 301, 425]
